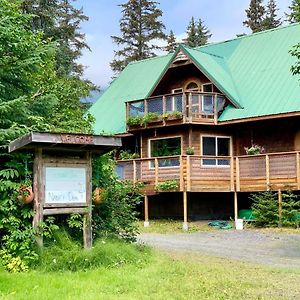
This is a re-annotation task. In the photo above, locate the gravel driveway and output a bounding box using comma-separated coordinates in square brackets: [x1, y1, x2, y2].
[139, 231, 300, 268]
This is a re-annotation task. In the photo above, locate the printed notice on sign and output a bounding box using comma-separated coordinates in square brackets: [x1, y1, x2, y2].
[45, 167, 86, 204]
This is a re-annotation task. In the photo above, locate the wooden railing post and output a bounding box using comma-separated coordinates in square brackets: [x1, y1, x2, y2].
[278, 189, 282, 228]
[144, 99, 148, 115]
[236, 157, 240, 192]
[266, 154, 270, 191]
[297, 152, 300, 190]
[183, 93, 187, 121]
[155, 158, 159, 185]
[230, 157, 235, 191]
[180, 156, 184, 191]
[213, 94, 218, 125]
[186, 155, 191, 192]
[133, 160, 137, 183]
[188, 93, 192, 122]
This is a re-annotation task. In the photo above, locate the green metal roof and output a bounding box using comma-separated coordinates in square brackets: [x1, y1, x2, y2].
[90, 23, 300, 134]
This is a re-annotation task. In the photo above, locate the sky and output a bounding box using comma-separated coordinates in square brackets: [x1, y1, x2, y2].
[75, 0, 291, 88]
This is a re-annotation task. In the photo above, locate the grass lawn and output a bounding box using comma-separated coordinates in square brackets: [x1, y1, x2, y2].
[1, 249, 300, 300]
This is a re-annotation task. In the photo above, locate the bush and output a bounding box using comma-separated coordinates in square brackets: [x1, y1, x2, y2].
[250, 191, 300, 227]
[34, 231, 150, 272]
[155, 180, 178, 192]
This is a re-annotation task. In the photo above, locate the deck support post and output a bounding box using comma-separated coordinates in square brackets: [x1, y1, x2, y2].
[144, 194, 149, 227]
[234, 191, 238, 221]
[278, 189, 282, 228]
[183, 191, 188, 231]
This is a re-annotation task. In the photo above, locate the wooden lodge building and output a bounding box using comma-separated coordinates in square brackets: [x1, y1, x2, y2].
[90, 24, 300, 227]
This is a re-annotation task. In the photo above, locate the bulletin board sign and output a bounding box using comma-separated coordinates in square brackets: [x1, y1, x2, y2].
[45, 167, 87, 205]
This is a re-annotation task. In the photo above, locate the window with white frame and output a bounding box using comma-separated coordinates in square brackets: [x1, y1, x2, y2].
[150, 137, 181, 167]
[201, 136, 231, 166]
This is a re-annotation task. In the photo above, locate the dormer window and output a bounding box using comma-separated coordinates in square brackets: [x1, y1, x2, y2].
[202, 83, 213, 93]
[186, 81, 199, 91]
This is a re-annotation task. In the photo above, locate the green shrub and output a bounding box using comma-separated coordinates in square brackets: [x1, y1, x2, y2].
[34, 231, 150, 272]
[155, 180, 178, 192]
[143, 112, 162, 124]
[127, 116, 144, 126]
[250, 191, 300, 227]
[119, 150, 140, 160]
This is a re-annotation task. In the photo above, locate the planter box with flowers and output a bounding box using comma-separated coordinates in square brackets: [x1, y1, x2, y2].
[163, 112, 183, 122]
[244, 144, 265, 155]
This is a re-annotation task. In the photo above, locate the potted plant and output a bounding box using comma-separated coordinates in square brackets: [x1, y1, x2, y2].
[93, 187, 105, 205]
[163, 112, 183, 121]
[244, 144, 265, 155]
[127, 116, 144, 128]
[18, 181, 34, 204]
[143, 112, 163, 124]
[186, 147, 195, 155]
[119, 150, 140, 160]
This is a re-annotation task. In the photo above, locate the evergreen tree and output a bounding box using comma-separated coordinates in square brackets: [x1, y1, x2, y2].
[20, 0, 89, 77]
[196, 19, 212, 46]
[165, 30, 177, 53]
[243, 0, 266, 33]
[263, 0, 282, 30]
[184, 17, 211, 48]
[111, 0, 166, 74]
[286, 0, 300, 23]
[184, 17, 198, 48]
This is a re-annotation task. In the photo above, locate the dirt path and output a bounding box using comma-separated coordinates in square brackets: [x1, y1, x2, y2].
[138, 230, 300, 269]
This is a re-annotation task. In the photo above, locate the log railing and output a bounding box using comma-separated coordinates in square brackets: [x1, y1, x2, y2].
[116, 151, 300, 193]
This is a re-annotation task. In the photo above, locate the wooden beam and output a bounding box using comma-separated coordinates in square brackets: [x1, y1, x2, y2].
[230, 157, 235, 191]
[43, 207, 89, 215]
[180, 156, 184, 191]
[234, 192, 238, 221]
[213, 94, 218, 125]
[155, 158, 159, 185]
[144, 195, 149, 227]
[266, 155, 270, 191]
[236, 157, 240, 192]
[186, 155, 191, 192]
[133, 160, 137, 183]
[33, 148, 43, 249]
[183, 191, 188, 231]
[278, 189, 282, 228]
[188, 127, 193, 148]
[297, 152, 300, 190]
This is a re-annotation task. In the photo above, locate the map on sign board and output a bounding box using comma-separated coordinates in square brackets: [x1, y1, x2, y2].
[45, 167, 86, 204]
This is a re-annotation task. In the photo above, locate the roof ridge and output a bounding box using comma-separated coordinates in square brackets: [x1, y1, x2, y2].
[127, 53, 173, 66]
[195, 22, 300, 50]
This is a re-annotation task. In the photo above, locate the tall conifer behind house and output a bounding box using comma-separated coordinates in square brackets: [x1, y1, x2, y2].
[263, 0, 282, 29]
[184, 17, 211, 48]
[243, 0, 266, 32]
[287, 0, 300, 23]
[166, 30, 177, 53]
[110, 0, 166, 75]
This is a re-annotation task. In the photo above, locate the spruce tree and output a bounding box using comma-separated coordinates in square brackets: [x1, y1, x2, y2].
[263, 0, 282, 30]
[165, 30, 177, 53]
[196, 19, 212, 46]
[243, 0, 266, 33]
[184, 17, 211, 48]
[20, 0, 89, 77]
[184, 17, 198, 48]
[287, 0, 300, 23]
[111, 0, 166, 74]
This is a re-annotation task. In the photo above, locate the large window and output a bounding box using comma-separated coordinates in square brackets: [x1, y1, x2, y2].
[150, 137, 181, 167]
[201, 136, 231, 166]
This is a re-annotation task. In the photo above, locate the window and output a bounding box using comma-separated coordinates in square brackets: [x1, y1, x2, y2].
[150, 137, 181, 167]
[201, 136, 231, 166]
[172, 88, 183, 94]
[166, 94, 183, 113]
[186, 82, 199, 91]
[202, 83, 213, 92]
[202, 96, 214, 113]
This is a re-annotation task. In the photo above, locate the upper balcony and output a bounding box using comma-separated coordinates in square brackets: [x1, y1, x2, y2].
[126, 92, 227, 130]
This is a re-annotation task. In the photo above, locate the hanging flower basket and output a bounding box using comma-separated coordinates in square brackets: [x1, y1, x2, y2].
[93, 187, 105, 205]
[18, 185, 34, 204]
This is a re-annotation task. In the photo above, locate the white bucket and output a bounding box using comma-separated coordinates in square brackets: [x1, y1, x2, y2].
[235, 219, 244, 230]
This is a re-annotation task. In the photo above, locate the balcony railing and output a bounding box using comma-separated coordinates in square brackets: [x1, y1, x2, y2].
[116, 151, 300, 193]
[126, 92, 226, 128]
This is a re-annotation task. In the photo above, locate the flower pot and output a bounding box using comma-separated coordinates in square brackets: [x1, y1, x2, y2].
[18, 186, 34, 204]
[94, 187, 104, 205]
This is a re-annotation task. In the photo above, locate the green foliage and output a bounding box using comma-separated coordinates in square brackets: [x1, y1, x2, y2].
[186, 147, 195, 155]
[92, 155, 143, 242]
[127, 116, 144, 126]
[119, 150, 140, 160]
[0, 250, 28, 273]
[111, 0, 166, 74]
[244, 144, 265, 155]
[34, 231, 150, 272]
[165, 30, 177, 53]
[142, 112, 162, 124]
[243, 0, 266, 33]
[163, 112, 183, 120]
[287, 0, 300, 23]
[250, 191, 300, 227]
[184, 17, 212, 48]
[263, 0, 282, 30]
[155, 180, 178, 192]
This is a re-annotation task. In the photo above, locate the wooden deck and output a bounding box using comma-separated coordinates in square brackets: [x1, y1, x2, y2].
[116, 151, 300, 193]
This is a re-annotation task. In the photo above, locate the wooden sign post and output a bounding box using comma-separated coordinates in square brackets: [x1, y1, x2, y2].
[9, 132, 121, 249]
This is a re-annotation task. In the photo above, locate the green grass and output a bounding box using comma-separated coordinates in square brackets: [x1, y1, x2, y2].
[1, 248, 300, 299]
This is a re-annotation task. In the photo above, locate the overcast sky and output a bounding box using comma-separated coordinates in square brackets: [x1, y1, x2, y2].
[75, 0, 291, 88]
